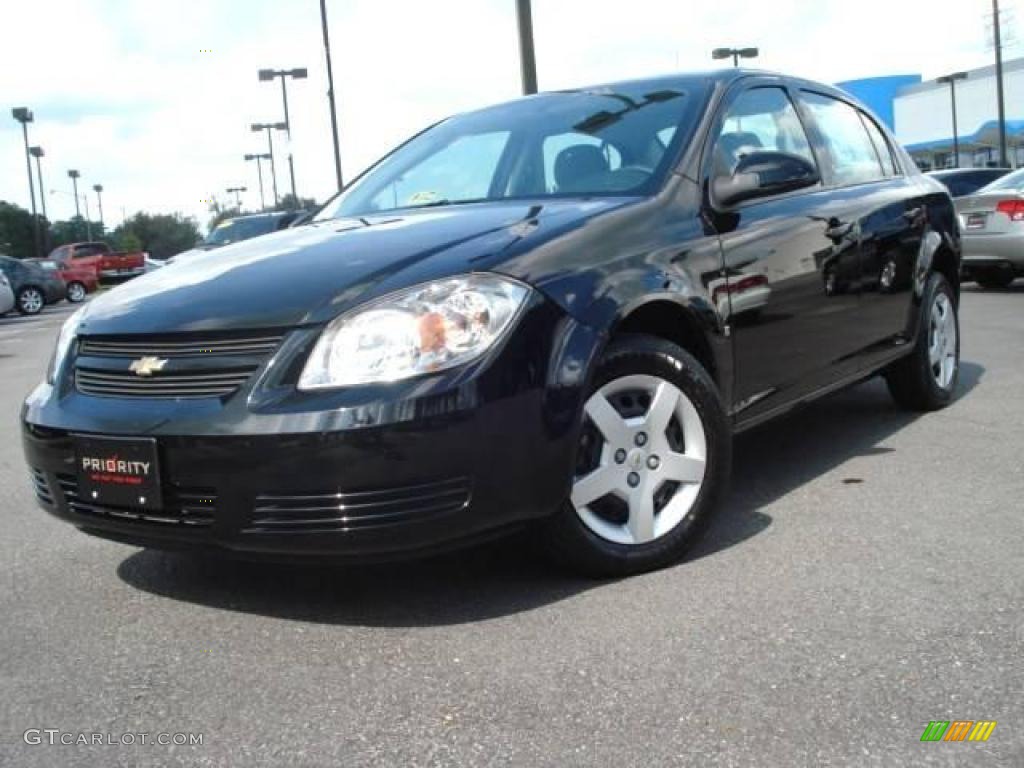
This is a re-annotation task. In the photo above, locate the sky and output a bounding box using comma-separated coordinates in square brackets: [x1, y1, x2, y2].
[1, 0, 1021, 233]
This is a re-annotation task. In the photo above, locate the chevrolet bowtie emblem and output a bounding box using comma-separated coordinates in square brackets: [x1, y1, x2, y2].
[129, 356, 168, 377]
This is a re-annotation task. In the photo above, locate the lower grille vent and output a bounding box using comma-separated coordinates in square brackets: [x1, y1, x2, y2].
[246, 478, 471, 533]
[56, 474, 216, 527]
[30, 468, 54, 506]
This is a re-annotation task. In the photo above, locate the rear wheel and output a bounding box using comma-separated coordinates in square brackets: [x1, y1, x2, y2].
[974, 268, 1015, 290]
[16, 286, 45, 315]
[543, 335, 731, 577]
[885, 273, 959, 411]
[67, 281, 87, 303]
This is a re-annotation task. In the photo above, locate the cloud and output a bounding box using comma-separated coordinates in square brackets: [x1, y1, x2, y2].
[1, 0, 1020, 236]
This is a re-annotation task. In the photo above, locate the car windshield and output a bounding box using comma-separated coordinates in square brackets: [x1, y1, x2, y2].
[978, 167, 1024, 193]
[316, 81, 705, 220]
[204, 216, 281, 246]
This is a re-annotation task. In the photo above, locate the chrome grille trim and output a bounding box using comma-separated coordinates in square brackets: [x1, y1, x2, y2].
[246, 478, 471, 533]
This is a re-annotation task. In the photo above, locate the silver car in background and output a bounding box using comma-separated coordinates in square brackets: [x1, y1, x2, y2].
[956, 167, 1024, 289]
[0, 273, 13, 315]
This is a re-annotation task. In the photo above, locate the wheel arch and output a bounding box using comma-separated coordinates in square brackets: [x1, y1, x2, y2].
[610, 298, 723, 388]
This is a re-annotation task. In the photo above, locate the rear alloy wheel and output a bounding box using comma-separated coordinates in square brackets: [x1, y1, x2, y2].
[885, 273, 959, 411]
[544, 336, 731, 577]
[16, 287, 45, 315]
[66, 281, 87, 303]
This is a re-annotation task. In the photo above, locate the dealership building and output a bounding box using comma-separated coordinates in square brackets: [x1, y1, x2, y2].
[839, 56, 1024, 170]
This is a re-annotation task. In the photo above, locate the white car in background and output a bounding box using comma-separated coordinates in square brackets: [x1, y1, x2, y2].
[0, 273, 14, 316]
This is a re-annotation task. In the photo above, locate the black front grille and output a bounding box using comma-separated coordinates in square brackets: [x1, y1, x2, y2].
[245, 478, 471, 533]
[56, 474, 216, 527]
[75, 368, 257, 399]
[74, 330, 285, 400]
[29, 468, 54, 506]
[79, 334, 284, 357]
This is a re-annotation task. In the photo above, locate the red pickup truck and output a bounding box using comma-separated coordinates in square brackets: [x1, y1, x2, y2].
[47, 242, 146, 282]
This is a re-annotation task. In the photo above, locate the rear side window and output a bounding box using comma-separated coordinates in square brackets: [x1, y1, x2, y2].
[800, 92, 884, 186]
[712, 87, 817, 177]
[859, 115, 898, 177]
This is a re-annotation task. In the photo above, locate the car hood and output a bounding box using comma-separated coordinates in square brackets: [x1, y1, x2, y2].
[78, 199, 635, 335]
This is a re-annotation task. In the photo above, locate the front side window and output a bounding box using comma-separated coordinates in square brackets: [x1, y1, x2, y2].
[712, 87, 817, 177]
[800, 92, 884, 186]
[317, 82, 707, 220]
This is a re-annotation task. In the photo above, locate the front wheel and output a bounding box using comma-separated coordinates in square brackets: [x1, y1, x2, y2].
[66, 281, 87, 303]
[885, 273, 959, 411]
[543, 336, 731, 577]
[16, 286, 45, 315]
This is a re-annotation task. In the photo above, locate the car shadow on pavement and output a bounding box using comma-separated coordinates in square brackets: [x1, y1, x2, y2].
[117, 365, 984, 627]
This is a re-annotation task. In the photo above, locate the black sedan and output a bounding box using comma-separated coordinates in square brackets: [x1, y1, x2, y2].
[23, 70, 960, 576]
[0, 255, 66, 315]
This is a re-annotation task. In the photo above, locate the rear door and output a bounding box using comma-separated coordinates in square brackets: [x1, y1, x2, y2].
[706, 82, 865, 421]
[795, 90, 926, 369]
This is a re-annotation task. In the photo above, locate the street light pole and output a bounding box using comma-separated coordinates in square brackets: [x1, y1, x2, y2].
[93, 184, 105, 231]
[244, 153, 270, 211]
[251, 123, 285, 207]
[29, 147, 47, 223]
[12, 108, 41, 258]
[259, 68, 308, 206]
[516, 0, 538, 95]
[938, 73, 968, 169]
[226, 186, 247, 209]
[67, 170, 82, 220]
[712, 47, 760, 67]
[993, 0, 1009, 166]
[320, 0, 344, 192]
[82, 192, 93, 241]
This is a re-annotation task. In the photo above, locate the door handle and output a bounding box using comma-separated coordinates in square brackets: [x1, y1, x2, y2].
[825, 220, 854, 241]
[903, 206, 925, 222]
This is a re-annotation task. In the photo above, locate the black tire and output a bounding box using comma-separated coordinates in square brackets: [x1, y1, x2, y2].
[16, 286, 45, 316]
[885, 273, 959, 411]
[67, 281, 87, 303]
[974, 268, 1015, 290]
[542, 335, 732, 578]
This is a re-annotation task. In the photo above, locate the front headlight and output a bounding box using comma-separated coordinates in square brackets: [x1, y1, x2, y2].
[47, 307, 85, 384]
[298, 274, 530, 390]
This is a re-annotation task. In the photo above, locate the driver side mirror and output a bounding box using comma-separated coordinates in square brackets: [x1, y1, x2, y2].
[712, 151, 820, 208]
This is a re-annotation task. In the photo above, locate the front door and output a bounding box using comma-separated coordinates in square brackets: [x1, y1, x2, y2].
[705, 83, 866, 422]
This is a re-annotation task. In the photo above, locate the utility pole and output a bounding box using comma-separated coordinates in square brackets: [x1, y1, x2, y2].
[68, 170, 82, 219]
[12, 108, 41, 257]
[993, 0, 1009, 166]
[516, 0, 538, 94]
[320, 0, 344, 191]
[938, 73, 968, 168]
[93, 184, 105, 231]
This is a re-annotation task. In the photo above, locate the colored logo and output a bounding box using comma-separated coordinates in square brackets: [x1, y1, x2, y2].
[920, 721, 997, 742]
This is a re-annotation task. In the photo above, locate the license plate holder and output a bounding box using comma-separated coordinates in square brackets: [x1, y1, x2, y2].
[74, 435, 162, 510]
[965, 213, 988, 230]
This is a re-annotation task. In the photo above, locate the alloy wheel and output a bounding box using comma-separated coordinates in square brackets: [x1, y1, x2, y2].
[19, 289, 43, 314]
[68, 283, 86, 302]
[928, 293, 957, 390]
[572, 374, 707, 545]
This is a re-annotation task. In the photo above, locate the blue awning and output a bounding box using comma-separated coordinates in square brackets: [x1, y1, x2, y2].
[905, 119, 1024, 153]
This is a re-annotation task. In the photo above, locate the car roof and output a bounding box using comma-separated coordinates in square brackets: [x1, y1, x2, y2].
[928, 168, 1011, 177]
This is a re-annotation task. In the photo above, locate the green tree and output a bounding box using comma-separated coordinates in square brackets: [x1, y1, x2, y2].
[277, 194, 318, 212]
[50, 218, 105, 248]
[0, 200, 49, 259]
[110, 213, 200, 260]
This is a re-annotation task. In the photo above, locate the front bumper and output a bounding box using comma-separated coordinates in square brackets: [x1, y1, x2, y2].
[21, 299, 601, 562]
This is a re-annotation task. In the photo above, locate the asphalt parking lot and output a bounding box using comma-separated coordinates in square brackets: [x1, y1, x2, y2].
[1, 287, 1022, 767]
